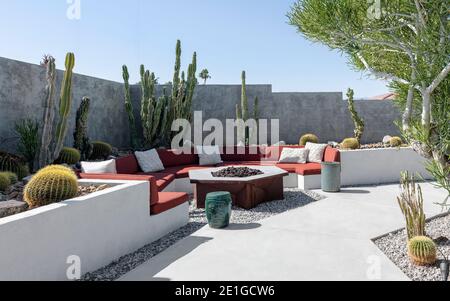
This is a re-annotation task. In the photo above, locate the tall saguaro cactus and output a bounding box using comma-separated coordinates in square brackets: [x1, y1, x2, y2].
[38, 55, 57, 168]
[73, 97, 92, 160]
[122, 65, 138, 149]
[140, 65, 158, 147]
[346, 88, 365, 143]
[53, 53, 75, 159]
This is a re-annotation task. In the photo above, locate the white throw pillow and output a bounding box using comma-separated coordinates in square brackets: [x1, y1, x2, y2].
[134, 149, 165, 173]
[81, 160, 117, 174]
[196, 145, 223, 166]
[278, 148, 309, 164]
[305, 142, 328, 163]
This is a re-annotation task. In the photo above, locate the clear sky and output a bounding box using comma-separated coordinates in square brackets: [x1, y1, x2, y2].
[0, 0, 389, 97]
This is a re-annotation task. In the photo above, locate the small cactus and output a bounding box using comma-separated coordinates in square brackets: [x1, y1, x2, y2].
[2, 171, 18, 184]
[90, 141, 113, 160]
[300, 134, 319, 146]
[408, 236, 437, 266]
[340, 138, 360, 150]
[24, 165, 78, 208]
[55, 147, 81, 165]
[0, 151, 29, 180]
[0, 172, 11, 192]
[390, 136, 403, 147]
[39, 164, 77, 176]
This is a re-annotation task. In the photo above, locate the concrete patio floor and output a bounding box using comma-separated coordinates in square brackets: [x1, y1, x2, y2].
[119, 183, 447, 281]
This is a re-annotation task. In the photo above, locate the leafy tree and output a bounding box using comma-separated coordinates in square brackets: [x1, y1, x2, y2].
[199, 69, 211, 84]
[288, 0, 449, 205]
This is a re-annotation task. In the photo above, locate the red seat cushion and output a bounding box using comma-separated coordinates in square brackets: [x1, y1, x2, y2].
[152, 192, 189, 215]
[115, 155, 141, 174]
[295, 163, 322, 176]
[137, 172, 176, 191]
[157, 149, 198, 167]
[78, 173, 159, 205]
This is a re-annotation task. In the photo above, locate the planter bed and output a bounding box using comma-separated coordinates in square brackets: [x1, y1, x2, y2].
[340, 147, 432, 186]
[374, 213, 450, 281]
[0, 179, 189, 281]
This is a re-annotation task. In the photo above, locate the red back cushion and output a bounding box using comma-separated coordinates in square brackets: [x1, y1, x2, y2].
[324, 147, 340, 162]
[157, 149, 198, 167]
[116, 155, 141, 174]
[221, 146, 262, 162]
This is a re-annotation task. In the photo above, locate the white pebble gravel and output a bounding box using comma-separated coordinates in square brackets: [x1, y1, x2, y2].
[374, 214, 450, 281]
[82, 189, 323, 281]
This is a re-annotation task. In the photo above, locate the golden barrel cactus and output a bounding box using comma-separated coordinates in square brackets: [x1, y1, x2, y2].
[24, 165, 78, 208]
[408, 236, 437, 266]
[299, 134, 319, 146]
[55, 147, 81, 165]
[389, 136, 403, 147]
[0, 172, 11, 192]
[90, 141, 113, 160]
[340, 138, 360, 150]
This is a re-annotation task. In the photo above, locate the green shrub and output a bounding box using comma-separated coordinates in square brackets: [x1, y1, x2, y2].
[340, 138, 360, 150]
[0, 172, 11, 192]
[299, 134, 319, 146]
[90, 141, 113, 160]
[55, 147, 81, 165]
[408, 236, 437, 266]
[0, 151, 29, 180]
[24, 165, 78, 208]
[389, 136, 403, 147]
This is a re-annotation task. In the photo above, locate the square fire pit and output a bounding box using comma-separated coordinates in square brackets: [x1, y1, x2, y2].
[189, 166, 288, 209]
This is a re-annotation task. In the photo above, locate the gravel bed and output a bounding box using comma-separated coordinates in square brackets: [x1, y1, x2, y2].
[82, 188, 324, 281]
[374, 214, 450, 281]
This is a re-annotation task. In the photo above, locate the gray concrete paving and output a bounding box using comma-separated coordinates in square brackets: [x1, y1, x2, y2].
[119, 183, 447, 281]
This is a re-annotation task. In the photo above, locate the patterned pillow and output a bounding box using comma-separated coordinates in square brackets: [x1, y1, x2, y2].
[305, 143, 328, 163]
[135, 149, 165, 173]
[278, 148, 309, 164]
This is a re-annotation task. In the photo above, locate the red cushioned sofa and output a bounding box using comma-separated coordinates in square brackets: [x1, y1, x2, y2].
[79, 146, 340, 215]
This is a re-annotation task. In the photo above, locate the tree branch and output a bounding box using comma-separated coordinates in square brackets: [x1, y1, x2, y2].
[355, 52, 410, 85]
[427, 62, 450, 94]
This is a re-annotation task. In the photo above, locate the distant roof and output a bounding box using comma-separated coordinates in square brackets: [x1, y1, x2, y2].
[370, 93, 397, 101]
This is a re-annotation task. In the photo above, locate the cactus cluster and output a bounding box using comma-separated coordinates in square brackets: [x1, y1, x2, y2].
[300, 134, 319, 146]
[408, 236, 437, 266]
[24, 165, 78, 208]
[0, 172, 11, 192]
[122, 40, 198, 149]
[390, 136, 403, 147]
[340, 138, 360, 150]
[55, 147, 81, 165]
[90, 141, 113, 160]
[73, 97, 93, 160]
[0, 151, 29, 180]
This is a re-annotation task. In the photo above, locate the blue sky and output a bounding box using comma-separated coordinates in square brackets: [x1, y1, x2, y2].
[0, 0, 388, 97]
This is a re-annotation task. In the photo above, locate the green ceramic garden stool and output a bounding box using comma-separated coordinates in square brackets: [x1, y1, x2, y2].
[205, 191, 232, 229]
[321, 162, 341, 192]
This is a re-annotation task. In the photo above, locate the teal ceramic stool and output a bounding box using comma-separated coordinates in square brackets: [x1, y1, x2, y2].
[205, 191, 232, 229]
[321, 162, 341, 192]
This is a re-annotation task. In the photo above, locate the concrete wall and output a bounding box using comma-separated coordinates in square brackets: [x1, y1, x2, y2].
[0, 179, 189, 281]
[0, 56, 401, 153]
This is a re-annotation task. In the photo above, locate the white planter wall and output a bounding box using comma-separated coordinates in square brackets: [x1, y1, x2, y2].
[0, 180, 189, 281]
[341, 147, 433, 186]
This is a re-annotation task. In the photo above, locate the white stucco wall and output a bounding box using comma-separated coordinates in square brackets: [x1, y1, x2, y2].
[341, 147, 433, 186]
[0, 180, 189, 281]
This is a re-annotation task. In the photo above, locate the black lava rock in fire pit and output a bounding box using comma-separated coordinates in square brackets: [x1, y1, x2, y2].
[211, 167, 264, 178]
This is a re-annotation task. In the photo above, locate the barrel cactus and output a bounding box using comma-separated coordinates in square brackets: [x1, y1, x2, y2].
[0, 172, 11, 192]
[24, 165, 78, 208]
[90, 141, 113, 160]
[408, 236, 437, 266]
[300, 134, 319, 146]
[389, 136, 403, 147]
[55, 147, 81, 165]
[340, 138, 360, 150]
[39, 164, 77, 176]
[2, 171, 18, 184]
[0, 151, 29, 180]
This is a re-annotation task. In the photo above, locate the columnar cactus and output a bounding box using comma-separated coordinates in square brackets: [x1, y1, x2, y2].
[408, 236, 437, 266]
[54, 53, 76, 160]
[55, 147, 81, 165]
[38, 55, 57, 168]
[73, 97, 92, 160]
[24, 165, 78, 208]
[347, 88, 365, 143]
[140, 65, 158, 147]
[236, 71, 260, 146]
[122, 65, 139, 149]
[90, 141, 113, 160]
